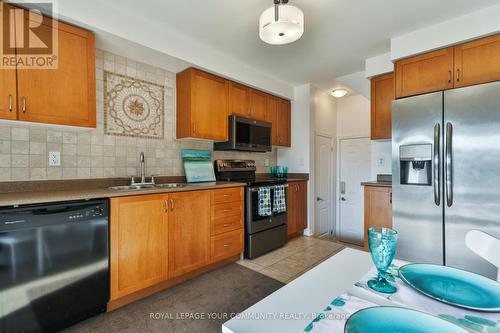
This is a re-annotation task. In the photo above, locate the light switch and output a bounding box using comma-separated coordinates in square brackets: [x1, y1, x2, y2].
[377, 156, 385, 167]
[264, 158, 269, 167]
[48, 151, 61, 166]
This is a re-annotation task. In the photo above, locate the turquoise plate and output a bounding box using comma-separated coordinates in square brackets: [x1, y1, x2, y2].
[344, 307, 468, 333]
[399, 264, 500, 312]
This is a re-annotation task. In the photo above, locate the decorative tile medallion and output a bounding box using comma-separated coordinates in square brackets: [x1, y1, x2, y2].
[104, 71, 164, 139]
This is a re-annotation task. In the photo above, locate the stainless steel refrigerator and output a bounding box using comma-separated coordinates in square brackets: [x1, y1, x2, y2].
[392, 81, 500, 280]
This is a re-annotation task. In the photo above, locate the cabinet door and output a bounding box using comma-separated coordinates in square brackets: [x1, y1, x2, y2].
[371, 73, 394, 140]
[192, 70, 229, 140]
[287, 183, 298, 237]
[277, 99, 291, 147]
[265, 95, 279, 145]
[0, 4, 17, 120]
[110, 195, 168, 300]
[454, 34, 500, 88]
[229, 82, 251, 117]
[363, 187, 392, 250]
[249, 89, 267, 121]
[168, 190, 211, 277]
[16, 12, 96, 127]
[395, 48, 454, 98]
[297, 181, 308, 230]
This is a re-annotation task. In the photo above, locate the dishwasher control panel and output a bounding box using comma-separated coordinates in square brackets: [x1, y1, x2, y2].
[68, 205, 106, 221]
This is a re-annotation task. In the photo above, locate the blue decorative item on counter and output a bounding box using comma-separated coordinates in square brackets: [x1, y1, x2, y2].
[181, 149, 216, 183]
[271, 165, 288, 178]
[367, 227, 398, 294]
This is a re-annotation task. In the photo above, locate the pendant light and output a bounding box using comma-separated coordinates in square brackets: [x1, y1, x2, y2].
[259, 0, 304, 45]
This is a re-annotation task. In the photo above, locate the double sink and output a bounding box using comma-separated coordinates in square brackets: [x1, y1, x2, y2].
[108, 183, 187, 191]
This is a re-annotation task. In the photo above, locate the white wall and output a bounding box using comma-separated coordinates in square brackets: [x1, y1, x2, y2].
[371, 140, 392, 179]
[391, 3, 500, 61]
[365, 52, 394, 78]
[337, 95, 371, 139]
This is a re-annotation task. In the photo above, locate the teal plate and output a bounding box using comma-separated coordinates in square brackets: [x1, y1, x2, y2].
[399, 264, 500, 312]
[345, 307, 468, 333]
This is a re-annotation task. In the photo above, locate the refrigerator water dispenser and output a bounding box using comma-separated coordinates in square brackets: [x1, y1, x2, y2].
[399, 144, 432, 185]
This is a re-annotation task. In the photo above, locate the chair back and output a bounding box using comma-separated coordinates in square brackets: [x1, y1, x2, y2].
[465, 230, 500, 282]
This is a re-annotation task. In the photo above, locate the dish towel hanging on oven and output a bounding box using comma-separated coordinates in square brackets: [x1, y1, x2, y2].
[258, 187, 272, 216]
[273, 185, 287, 214]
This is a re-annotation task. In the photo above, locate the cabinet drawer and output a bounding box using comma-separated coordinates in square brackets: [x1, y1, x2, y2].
[211, 215, 243, 236]
[211, 187, 243, 205]
[211, 229, 244, 263]
[211, 201, 243, 220]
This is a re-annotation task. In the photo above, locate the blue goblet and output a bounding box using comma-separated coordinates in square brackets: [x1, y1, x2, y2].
[367, 227, 398, 294]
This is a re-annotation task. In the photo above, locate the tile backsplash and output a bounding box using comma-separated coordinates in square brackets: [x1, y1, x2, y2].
[0, 50, 276, 182]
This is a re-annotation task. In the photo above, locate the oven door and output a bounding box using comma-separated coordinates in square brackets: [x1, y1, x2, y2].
[246, 186, 287, 234]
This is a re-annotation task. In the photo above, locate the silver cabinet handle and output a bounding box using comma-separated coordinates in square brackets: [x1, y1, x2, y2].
[448, 70, 452, 83]
[170, 199, 175, 211]
[456, 69, 460, 82]
[433, 123, 441, 206]
[223, 209, 232, 212]
[22, 96, 26, 113]
[223, 223, 232, 227]
[8, 95, 12, 112]
[445, 122, 453, 207]
[223, 243, 232, 247]
[164, 200, 169, 212]
[341, 197, 346, 201]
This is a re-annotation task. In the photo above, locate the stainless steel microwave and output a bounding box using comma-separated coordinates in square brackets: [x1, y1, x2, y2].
[214, 116, 272, 152]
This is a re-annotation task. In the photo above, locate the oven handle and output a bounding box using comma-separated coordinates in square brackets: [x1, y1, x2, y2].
[249, 184, 289, 192]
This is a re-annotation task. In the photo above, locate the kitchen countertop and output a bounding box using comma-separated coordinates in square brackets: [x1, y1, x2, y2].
[360, 181, 392, 188]
[0, 181, 245, 207]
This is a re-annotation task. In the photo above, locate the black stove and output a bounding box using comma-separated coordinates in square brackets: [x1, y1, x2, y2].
[214, 160, 288, 259]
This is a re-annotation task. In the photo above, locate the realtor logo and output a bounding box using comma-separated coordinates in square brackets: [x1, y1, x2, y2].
[1, 1, 58, 69]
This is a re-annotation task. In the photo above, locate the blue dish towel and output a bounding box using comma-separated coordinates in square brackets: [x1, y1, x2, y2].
[273, 185, 287, 214]
[258, 187, 272, 217]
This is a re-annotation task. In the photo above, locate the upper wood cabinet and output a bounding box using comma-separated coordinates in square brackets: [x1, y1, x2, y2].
[110, 195, 168, 301]
[0, 4, 96, 127]
[176, 68, 229, 141]
[276, 98, 291, 147]
[395, 48, 454, 98]
[363, 186, 392, 250]
[168, 190, 211, 278]
[370, 73, 394, 140]
[228, 81, 251, 117]
[395, 33, 500, 98]
[287, 181, 308, 238]
[266, 95, 279, 145]
[249, 89, 268, 121]
[454, 34, 500, 88]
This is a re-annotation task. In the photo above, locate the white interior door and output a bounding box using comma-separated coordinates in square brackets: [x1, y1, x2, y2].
[315, 134, 333, 236]
[339, 138, 371, 245]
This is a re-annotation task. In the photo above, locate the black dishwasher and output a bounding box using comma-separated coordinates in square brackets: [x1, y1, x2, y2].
[0, 199, 109, 333]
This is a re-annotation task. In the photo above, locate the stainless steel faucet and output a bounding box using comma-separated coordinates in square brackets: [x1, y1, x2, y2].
[130, 152, 155, 186]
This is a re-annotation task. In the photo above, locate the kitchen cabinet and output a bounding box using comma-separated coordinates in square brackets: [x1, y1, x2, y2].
[363, 186, 392, 250]
[395, 48, 454, 98]
[0, 5, 96, 127]
[110, 195, 168, 301]
[249, 89, 268, 121]
[168, 190, 211, 278]
[454, 34, 500, 88]
[229, 81, 251, 117]
[109, 187, 244, 307]
[266, 95, 279, 145]
[370, 73, 394, 140]
[276, 98, 291, 147]
[395, 33, 500, 98]
[287, 181, 308, 238]
[176, 68, 229, 141]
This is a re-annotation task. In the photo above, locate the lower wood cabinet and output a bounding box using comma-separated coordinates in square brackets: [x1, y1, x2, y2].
[109, 187, 244, 306]
[363, 186, 392, 250]
[168, 190, 211, 278]
[287, 181, 308, 238]
[110, 194, 168, 301]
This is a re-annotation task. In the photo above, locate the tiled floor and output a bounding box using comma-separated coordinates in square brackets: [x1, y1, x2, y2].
[237, 236, 345, 283]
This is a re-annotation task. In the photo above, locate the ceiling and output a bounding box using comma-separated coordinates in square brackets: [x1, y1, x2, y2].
[68, 0, 500, 91]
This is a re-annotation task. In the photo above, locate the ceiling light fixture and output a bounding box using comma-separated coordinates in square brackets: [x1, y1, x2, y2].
[331, 89, 348, 98]
[259, 0, 304, 45]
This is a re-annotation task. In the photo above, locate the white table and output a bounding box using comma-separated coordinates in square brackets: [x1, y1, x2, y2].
[222, 248, 372, 333]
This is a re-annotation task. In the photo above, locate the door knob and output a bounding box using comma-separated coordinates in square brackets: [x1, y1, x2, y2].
[316, 197, 324, 201]
[340, 197, 346, 201]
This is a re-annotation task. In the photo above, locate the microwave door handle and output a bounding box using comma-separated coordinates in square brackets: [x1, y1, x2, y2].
[445, 122, 453, 207]
[433, 123, 441, 206]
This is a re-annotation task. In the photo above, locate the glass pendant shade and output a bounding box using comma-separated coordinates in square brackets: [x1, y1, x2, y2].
[259, 5, 304, 45]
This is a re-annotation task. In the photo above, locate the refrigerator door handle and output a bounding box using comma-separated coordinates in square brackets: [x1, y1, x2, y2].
[433, 123, 441, 206]
[445, 122, 453, 207]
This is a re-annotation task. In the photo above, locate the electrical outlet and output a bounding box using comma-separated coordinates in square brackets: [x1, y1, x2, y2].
[264, 158, 269, 167]
[377, 156, 385, 167]
[48, 151, 61, 166]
